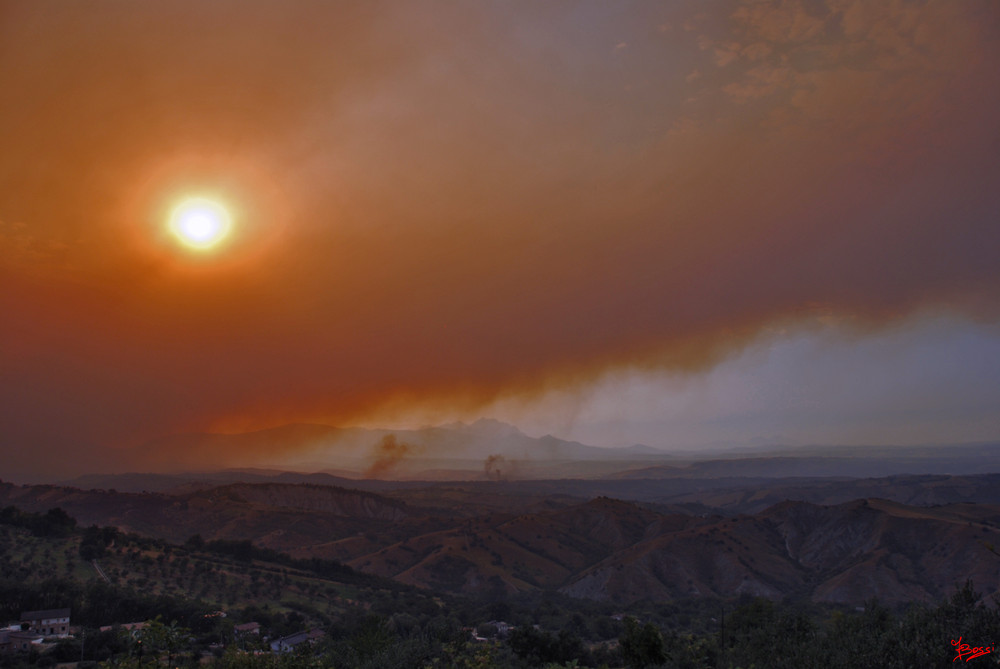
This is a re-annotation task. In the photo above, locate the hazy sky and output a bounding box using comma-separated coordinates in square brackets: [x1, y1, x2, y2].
[2, 0, 998, 478]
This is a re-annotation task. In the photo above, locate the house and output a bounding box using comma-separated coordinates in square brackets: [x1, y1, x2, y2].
[20, 609, 70, 637]
[270, 629, 323, 653]
[488, 621, 512, 637]
[0, 630, 44, 653]
[270, 631, 309, 653]
[235, 622, 260, 636]
[99, 622, 146, 633]
[474, 621, 513, 640]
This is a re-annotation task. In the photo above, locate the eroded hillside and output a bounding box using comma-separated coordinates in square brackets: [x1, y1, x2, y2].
[2, 480, 998, 606]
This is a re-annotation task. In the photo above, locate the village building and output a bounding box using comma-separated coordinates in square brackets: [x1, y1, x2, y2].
[0, 630, 44, 653]
[270, 629, 323, 653]
[20, 609, 71, 637]
[99, 622, 147, 633]
[235, 622, 260, 636]
[270, 631, 308, 653]
[488, 620, 512, 637]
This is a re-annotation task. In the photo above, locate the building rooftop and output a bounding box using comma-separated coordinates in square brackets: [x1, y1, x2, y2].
[21, 609, 70, 621]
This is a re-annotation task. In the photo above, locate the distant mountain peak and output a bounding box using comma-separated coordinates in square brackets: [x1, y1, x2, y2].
[466, 418, 526, 437]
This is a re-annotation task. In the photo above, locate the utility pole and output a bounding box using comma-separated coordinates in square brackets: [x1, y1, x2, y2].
[720, 603, 726, 665]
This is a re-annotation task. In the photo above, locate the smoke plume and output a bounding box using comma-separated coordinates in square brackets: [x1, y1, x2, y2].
[484, 454, 518, 481]
[364, 434, 414, 479]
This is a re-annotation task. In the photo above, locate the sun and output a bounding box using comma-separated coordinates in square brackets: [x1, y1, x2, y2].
[169, 197, 232, 250]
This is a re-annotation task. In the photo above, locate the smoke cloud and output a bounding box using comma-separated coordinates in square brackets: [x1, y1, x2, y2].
[1, 0, 998, 476]
[483, 455, 515, 482]
[364, 435, 415, 479]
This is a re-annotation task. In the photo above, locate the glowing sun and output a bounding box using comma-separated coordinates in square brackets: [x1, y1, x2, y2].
[169, 198, 232, 250]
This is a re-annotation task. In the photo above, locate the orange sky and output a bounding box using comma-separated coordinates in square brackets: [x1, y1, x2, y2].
[1, 1, 999, 477]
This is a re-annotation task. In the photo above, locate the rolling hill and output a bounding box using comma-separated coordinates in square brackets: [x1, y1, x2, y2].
[4, 478, 1000, 606]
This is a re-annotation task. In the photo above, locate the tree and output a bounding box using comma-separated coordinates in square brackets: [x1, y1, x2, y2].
[619, 617, 667, 669]
[509, 625, 584, 666]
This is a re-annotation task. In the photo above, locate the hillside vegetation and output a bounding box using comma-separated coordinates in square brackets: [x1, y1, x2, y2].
[3, 481, 1000, 606]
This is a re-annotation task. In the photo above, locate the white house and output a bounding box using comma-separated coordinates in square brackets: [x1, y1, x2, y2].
[20, 609, 70, 637]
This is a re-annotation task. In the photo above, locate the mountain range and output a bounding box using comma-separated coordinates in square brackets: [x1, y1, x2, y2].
[5, 472, 1000, 607]
[53, 419, 1000, 486]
